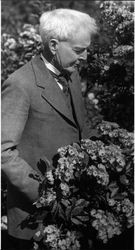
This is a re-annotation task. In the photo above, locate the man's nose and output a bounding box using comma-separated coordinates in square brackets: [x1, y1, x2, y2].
[79, 50, 87, 61]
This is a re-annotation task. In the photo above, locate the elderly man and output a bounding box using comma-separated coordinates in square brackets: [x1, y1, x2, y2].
[2, 8, 97, 249]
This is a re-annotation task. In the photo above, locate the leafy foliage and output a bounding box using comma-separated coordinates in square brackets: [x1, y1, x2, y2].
[1, 24, 42, 83]
[27, 121, 133, 250]
[83, 1, 134, 131]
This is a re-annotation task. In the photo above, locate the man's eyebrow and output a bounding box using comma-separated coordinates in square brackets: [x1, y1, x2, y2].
[73, 46, 88, 50]
[73, 44, 90, 50]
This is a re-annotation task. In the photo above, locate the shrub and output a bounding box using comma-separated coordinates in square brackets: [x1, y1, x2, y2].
[83, 1, 134, 131]
[25, 121, 134, 250]
[1, 24, 42, 84]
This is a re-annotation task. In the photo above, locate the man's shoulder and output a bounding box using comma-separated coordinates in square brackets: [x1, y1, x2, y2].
[8, 55, 39, 80]
[3, 55, 41, 89]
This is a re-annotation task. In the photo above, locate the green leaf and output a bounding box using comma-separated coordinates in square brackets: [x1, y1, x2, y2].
[37, 158, 48, 176]
[83, 152, 89, 165]
[61, 199, 70, 207]
[113, 193, 127, 200]
[72, 142, 81, 150]
[120, 175, 129, 185]
[58, 204, 65, 220]
[66, 206, 72, 220]
[75, 199, 86, 207]
[74, 171, 80, 179]
[76, 215, 89, 222]
[71, 206, 84, 216]
[71, 217, 83, 225]
[33, 231, 43, 242]
[108, 182, 118, 191]
[110, 187, 119, 198]
[51, 201, 58, 214]
[36, 210, 48, 222]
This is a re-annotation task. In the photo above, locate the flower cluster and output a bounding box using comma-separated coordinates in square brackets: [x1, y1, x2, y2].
[1, 24, 42, 84]
[3, 36, 17, 50]
[81, 139, 125, 172]
[18, 24, 41, 51]
[100, 1, 133, 30]
[87, 92, 99, 110]
[1, 215, 7, 231]
[108, 197, 134, 229]
[30, 121, 133, 250]
[34, 225, 80, 250]
[86, 164, 109, 186]
[90, 209, 122, 243]
[97, 121, 134, 149]
[113, 45, 133, 58]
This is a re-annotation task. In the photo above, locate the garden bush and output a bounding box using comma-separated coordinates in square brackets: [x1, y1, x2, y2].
[83, 1, 134, 132]
[22, 121, 134, 250]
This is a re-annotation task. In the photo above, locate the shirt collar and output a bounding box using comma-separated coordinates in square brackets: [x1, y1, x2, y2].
[40, 53, 60, 76]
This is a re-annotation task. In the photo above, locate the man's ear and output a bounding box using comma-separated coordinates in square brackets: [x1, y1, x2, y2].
[49, 39, 59, 55]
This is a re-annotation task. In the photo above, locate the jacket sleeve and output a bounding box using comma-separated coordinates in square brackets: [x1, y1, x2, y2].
[1, 77, 40, 203]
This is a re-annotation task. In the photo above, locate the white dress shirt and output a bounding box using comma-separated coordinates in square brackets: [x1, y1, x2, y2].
[40, 53, 63, 90]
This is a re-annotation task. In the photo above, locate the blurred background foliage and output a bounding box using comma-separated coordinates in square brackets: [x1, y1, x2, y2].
[2, 0, 134, 132]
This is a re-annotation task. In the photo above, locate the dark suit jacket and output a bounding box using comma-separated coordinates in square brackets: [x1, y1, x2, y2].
[1, 55, 89, 240]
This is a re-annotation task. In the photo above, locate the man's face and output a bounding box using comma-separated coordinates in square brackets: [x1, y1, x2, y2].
[54, 32, 91, 73]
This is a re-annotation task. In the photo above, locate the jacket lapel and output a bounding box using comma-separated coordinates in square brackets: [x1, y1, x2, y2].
[31, 55, 77, 127]
[69, 72, 84, 130]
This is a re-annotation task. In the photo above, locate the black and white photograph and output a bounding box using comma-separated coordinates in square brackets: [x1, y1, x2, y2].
[1, 1, 134, 250]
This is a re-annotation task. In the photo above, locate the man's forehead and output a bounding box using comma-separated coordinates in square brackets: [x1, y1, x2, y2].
[70, 38, 91, 49]
[69, 32, 91, 47]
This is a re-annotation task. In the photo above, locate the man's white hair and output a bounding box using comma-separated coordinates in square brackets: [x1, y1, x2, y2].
[39, 8, 98, 44]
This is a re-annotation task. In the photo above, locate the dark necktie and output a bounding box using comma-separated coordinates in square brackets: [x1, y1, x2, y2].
[49, 70, 71, 97]
[58, 74, 70, 96]
[40, 55, 71, 95]
[49, 69, 80, 134]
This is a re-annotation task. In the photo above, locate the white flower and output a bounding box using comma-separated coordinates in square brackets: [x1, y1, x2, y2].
[99, 149, 105, 156]
[35, 230, 41, 238]
[39, 196, 46, 204]
[46, 234, 57, 242]
[1, 216, 8, 231]
[103, 65, 109, 71]
[58, 239, 67, 249]
[90, 209, 96, 216]
[46, 170, 54, 184]
[108, 199, 115, 206]
[33, 242, 39, 250]
[92, 98, 99, 105]
[44, 225, 59, 234]
[88, 92, 95, 100]
[46, 190, 56, 205]
[4, 38, 17, 49]
[93, 170, 98, 177]
[1, 215, 7, 224]
[92, 220, 98, 227]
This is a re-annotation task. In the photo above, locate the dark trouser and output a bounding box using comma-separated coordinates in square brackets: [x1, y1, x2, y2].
[2, 234, 33, 250]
